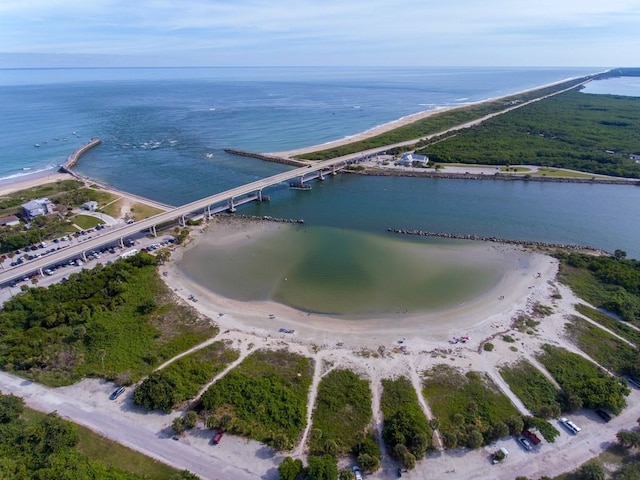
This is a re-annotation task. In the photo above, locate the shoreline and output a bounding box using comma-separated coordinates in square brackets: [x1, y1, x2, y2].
[271, 74, 594, 158]
[165, 216, 557, 345]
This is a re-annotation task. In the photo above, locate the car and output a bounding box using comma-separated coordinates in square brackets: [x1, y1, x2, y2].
[626, 376, 640, 389]
[595, 409, 611, 422]
[109, 386, 126, 400]
[518, 437, 533, 451]
[212, 431, 224, 445]
[352, 466, 363, 480]
[561, 417, 581, 434]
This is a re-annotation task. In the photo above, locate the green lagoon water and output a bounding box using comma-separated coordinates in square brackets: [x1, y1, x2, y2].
[179, 225, 504, 316]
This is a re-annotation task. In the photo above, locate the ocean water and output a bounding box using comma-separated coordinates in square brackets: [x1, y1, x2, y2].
[0, 66, 594, 190]
[2, 66, 639, 261]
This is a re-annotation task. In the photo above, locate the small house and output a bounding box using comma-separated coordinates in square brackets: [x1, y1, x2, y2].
[629, 153, 640, 163]
[397, 152, 429, 167]
[0, 215, 20, 227]
[83, 201, 98, 211]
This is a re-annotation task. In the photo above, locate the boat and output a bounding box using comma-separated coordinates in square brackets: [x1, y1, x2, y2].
[34, 143, 40, 147]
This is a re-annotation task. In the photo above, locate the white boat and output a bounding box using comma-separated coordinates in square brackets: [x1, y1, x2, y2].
[34, 143, 40, 147]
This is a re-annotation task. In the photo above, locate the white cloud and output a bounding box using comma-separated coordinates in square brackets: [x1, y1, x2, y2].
[0, 0, 638, 65]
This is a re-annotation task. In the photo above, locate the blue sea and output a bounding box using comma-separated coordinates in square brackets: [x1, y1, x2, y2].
[2, 66, 640, 258]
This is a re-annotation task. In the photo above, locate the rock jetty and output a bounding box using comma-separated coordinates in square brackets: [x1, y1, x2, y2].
[387, 227, 609, 255]
[215, 213, 304, 224]
[224, 149, 309, 168]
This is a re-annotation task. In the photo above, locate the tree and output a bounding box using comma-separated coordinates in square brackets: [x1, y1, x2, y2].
[357, 453, 380, 473]
[614, 249, 627, 260]
[466, 429, 484, 449]
[156, 248, 171, 265]
[576, 462, 605, 480]
[172, 471, 200, 480]
[442, 432, 457, 449]
[278, 457, 303, 480]
[172, 417, 185, 435]
[0, 394, 24, 423]
[505, 415, 524, 435]
[617, 430, 640, 448]
[183, 411, 198, 429]
[306, 455, 338, 480]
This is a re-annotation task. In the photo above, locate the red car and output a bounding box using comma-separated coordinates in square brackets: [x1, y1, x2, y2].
[212, 431, 224, 445]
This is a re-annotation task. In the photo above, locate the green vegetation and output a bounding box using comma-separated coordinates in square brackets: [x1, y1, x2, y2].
[55, 187, 119, 211]
[575, 304, 640, 346]
[420, 89, 640, 178]
[499, 359, 564, 418]
[557, 252, 640, 325]
[134, 342, 239, 412]
[297, 77, 589, 161]
[71, 214, 104, 229]
[565, 316, 640, 378]
[306, 455, 338, 480]
[0, 215, 77, 253]
[199, 349, 313, 450]
[0, 393, 167, 480]
[537, 344, 629, 414]
[381, 376, 431, 469]
[0, 179, 83, 216]
[0, 253, 216, 386]
[483, 342, 495, 352]
[556, 250, 640, 325]
[278, 457, 304, 480]
[309, 369, 373, 456]
[422, 364, 519, 448]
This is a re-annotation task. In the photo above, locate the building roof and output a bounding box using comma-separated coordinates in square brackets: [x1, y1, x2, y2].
[0, 215, 20, 225]
[22, 200, 44, 211]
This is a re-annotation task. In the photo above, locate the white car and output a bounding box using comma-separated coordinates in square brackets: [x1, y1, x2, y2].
[352, 466, 363, 480]
[561, 417, 581, 434]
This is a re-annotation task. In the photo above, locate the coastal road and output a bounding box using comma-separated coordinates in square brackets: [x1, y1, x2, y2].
[0, 370, 263, 480]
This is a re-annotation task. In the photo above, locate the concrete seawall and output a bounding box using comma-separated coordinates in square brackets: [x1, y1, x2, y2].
[224, 149, 309, 168]
[61, 137, 102, 171]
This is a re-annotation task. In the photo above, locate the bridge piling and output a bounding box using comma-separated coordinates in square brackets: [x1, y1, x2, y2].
[150, 225, 157, 237]
[229, 197, 236, 213]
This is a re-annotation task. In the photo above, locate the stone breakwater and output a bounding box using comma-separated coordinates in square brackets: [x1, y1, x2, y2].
[387, 227, 610, 255]
[215, 213, 304, 224]
[60, 137, 102, 171]
[348, 168, 640, 186]
[224, 149, 309, 168]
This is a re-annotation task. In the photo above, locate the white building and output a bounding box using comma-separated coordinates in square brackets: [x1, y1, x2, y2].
[83, 201, 98, 211]
[397, 152, 429, 167]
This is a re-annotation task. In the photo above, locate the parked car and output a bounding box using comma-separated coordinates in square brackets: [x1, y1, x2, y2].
[212, 431, 224, 445]
[522, 429, 542, 445]
[109, 386, 126, 400]
[561, 417, 581, 434]
[595, 409, 612, 422]
[352, 466, 363, 480]
[518, 437, 533, 451]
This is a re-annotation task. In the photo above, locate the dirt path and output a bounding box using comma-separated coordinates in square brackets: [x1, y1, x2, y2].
[407, 359, 443, 450]
[153, 335, 220, 372]
[293, 353, 323, 456]
[193, 344, 256, 401]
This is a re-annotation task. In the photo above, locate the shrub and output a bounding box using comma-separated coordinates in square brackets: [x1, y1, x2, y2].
[483, 342, 494, 352]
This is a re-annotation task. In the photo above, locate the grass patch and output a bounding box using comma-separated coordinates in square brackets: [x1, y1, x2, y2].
[0, 253, 216, 386]
[499, 359, 564, 417]
[0, 179, 83, 216]
[71, 214, 104, 229]
[575, 303, 640, 346]
[533, 168, 598, 178]
[381, 376, 432, 460]
[537, 344, 630, 414]
[556, 252, 640, 326]
[134, 341, 240, 412]
[422, 364, 519, 448]
[309, 369, 373, 455]
[565, 315, 639, 377]
[129, 202, 165, 221]
[199, 349, 313, 450]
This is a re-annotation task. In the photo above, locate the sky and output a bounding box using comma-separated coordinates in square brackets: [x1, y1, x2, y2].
[0, 0, 639, 68]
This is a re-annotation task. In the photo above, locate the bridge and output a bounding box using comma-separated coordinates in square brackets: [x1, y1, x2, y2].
[0, 154, 373, 287]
